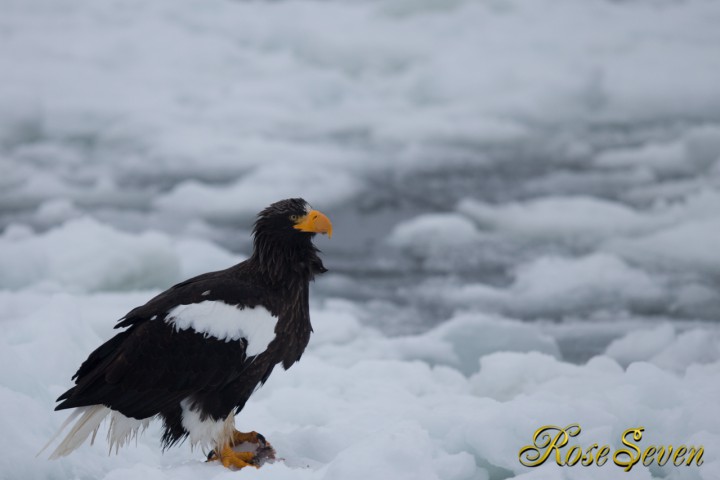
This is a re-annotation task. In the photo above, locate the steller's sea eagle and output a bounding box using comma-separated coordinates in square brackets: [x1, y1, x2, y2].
[43, 198, 332, 469]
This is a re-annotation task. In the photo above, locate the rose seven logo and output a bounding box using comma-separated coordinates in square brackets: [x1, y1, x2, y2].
[519, 424, 704, 471]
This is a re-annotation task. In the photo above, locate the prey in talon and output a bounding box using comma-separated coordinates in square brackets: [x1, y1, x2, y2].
[40, 199, 331, 469]
[206, 431, 277, 469]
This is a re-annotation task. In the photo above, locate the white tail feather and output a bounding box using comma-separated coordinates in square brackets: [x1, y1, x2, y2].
[40, 406, 154, 459]
[37, 407, 85, 458]
[47, 405, 111, 459]
[107, 411, 151, 454]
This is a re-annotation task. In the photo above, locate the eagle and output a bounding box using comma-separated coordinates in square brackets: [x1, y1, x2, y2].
[43, 198, 332, 469]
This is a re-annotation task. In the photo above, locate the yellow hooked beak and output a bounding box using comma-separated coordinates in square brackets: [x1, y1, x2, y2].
[293, 210, 333, 238]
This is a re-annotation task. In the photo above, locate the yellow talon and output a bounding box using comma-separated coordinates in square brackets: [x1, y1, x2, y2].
[206, 430, 276, 468]
[216, 445, 259, 470]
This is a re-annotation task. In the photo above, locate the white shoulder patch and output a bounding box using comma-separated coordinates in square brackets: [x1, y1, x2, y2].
[166, 301, 277, 356]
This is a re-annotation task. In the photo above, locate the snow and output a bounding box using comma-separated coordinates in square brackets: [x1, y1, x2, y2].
[154, 166, 363, 222]
[416, 253, 667, 319]
[3, 0, 720, 221]
[604, 324, 678, 367]
[1, 0, 720, 478]
[388, 213, 484, 264]
[0, 218, 180, 292]
[4, 291, 720, 479]
[593, 125, 720, 177]
[607, 218, 720, 277]
[457, 196, 656, 241]
[0, 218, 244, 292]
[595, 141, 688, 175]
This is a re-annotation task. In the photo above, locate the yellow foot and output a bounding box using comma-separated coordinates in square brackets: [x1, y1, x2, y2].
[210, 445, 259, 470]
[206, 431, 276, 467]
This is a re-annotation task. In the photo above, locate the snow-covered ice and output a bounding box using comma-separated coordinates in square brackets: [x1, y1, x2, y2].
[2, 0, 720, 478]
[3, 293, 720, 479]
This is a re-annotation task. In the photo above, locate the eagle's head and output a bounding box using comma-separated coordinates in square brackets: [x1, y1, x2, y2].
[251, 198, 332, 280]
[253, 198, 332, 240]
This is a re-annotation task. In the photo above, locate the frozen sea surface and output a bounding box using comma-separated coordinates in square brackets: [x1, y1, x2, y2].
[1, 0, 720, 479]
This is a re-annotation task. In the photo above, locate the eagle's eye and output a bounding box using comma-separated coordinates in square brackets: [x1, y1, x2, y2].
[289, 214, 300, 222]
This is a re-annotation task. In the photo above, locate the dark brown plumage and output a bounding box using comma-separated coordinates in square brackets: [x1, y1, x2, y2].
[47, 198, 332, 468]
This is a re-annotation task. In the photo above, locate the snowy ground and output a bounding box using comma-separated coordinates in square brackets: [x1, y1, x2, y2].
[2, 0, 720, 479]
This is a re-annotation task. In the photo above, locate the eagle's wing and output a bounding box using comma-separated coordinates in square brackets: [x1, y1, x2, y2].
[55, 267, 271, 419]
